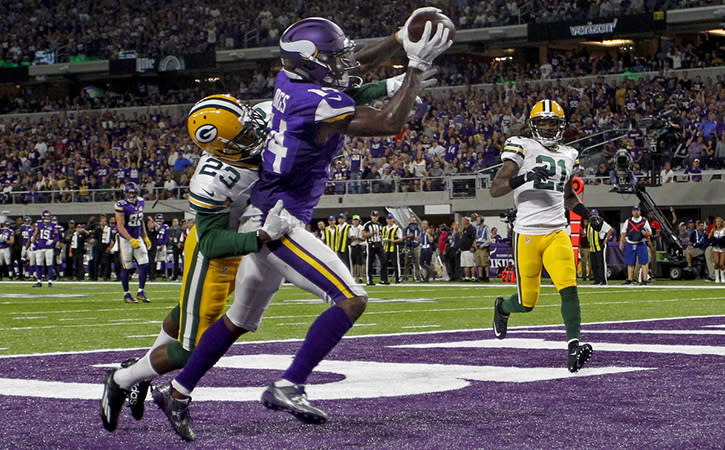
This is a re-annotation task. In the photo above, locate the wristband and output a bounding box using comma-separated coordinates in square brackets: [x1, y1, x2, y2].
[572, 203, 591, 220]
[508, 174, 528, 190]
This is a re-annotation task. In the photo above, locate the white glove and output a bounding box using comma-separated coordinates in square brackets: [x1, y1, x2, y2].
[403, 21, 453, 71]
[385, 67, 439, 97]
[260, 199, 293, 241]
[396, 6, 443, 43]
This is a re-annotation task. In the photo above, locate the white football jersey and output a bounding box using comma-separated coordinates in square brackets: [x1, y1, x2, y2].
[501, 136, 579, 235]
[188, 153, 259, 232]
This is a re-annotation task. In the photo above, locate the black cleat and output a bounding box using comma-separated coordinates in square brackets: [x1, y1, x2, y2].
[567, 340, 593, 373]
[261, 383, 328, 424]
[623, 280, 633, 285]
[493, 296, 509, 340]
[119, 358, 151, 420]
[152, 383, 195, 441]
[99, 369, 129, 432]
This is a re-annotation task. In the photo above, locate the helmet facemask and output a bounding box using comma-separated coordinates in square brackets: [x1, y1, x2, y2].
[220, 106, 269, 162]
[530, 116, 565, 148]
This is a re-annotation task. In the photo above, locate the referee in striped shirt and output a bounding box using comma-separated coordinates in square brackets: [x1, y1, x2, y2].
[362, 210, 384, 286]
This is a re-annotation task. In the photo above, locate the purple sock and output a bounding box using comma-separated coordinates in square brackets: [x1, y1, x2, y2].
[283, 305, 353, 385]
[174, 318, 237, 393]
[47, 265, 54, 281]
[121, 268, 129, 292]
[138, 264, 148, 290]
[37, 265, 45, 281]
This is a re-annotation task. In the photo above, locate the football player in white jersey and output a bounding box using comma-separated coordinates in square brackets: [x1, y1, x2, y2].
[100, 95, 293, 436]
[490, 99, 602, 373]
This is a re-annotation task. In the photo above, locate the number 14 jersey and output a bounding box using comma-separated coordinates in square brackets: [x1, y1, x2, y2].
[501, 136, 578, 236]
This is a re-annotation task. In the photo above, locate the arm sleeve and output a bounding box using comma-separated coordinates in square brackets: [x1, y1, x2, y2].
[346, 81, 387, 105]
[195, 213, 259, 259]
[501, 138, 525, 166]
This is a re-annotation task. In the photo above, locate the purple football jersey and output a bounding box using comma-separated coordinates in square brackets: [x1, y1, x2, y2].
[0, 228, 11, 249]
[20, 224, 33, 245]
[156, 223, 170, 246]
[252, 70, 356, 223]
[34, 221, 56, 249]
[115, 198, 145, 238]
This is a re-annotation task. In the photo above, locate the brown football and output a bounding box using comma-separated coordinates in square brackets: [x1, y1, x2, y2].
[407, 11, 456, 42]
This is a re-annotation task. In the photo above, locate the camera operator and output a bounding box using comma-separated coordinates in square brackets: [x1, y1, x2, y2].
[402, 216, 421, 282]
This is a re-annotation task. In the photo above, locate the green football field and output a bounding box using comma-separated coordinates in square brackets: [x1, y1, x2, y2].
[1, 280, 723, 355]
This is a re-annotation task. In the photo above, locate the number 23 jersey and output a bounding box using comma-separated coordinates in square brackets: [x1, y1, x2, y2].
[188, 153, 259, 232]
[501, 136, 578, 236]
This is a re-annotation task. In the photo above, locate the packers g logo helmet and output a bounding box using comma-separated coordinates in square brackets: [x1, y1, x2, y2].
[529, 99, 566, 148]
[187, 94, 268, 162]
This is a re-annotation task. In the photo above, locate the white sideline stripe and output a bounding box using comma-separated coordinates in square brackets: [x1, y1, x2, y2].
[0, 348, 8, 351]
[1, 314, 723, 359]
[13, 316, 47, 320]
[402, 325, 441, 329]
[276, 322, 310, 326]
[10, 306, 174, 315]
[0, 321, 163, 331]
[4, 280, 725, 289]
[126, 334, 160, 338]
[391, 338, 725, 356]
[59, 318, 93, 321]
[705, 324, 725, 329]
[521, 329, 725, 336]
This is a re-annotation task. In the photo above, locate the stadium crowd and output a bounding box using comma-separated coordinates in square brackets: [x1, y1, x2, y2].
[4, 34, 723, 114]
[1, 66, 724, 204]
[4, 0, 709, 67]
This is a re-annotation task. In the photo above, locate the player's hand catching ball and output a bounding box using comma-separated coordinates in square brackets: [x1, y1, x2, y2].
[396, 6, 443, 43]
[403, 21, 453, 71]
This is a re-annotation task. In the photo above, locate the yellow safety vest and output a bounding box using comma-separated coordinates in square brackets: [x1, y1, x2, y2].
[382, 225, 399, 252]
[336, 223, 350, 252]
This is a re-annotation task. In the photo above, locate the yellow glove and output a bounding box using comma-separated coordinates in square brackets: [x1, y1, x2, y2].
[130, 238, 141, 249]
[144, 237, 152, 249]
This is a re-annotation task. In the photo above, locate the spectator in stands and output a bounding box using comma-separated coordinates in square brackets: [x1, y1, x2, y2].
[660, 160, 676, 184]
[163, 174, 178, 199]
[684, 158, 702, 182]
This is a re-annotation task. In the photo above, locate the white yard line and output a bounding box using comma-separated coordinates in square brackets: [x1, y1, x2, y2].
[2, 314, 724, 359]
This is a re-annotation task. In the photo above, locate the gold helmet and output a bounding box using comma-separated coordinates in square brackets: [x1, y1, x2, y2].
[529, 99, 566, 147]
[187, 94, 268, 162]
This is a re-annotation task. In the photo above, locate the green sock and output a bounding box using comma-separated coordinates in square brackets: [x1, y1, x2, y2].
[502, 293, 534, 314]
[559, 286, 581, 341]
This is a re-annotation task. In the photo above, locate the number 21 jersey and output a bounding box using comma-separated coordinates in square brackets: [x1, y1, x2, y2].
[501, 136, 578, 235]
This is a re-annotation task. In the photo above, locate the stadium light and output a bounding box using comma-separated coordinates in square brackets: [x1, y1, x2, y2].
[581, 39, 634, 47]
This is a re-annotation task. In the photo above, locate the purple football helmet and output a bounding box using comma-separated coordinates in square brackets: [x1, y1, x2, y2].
[41, 210, 51, 222]
[279, 17, 360, 88]
[125, 182, 138, 202]
[155, 213, 164, 224]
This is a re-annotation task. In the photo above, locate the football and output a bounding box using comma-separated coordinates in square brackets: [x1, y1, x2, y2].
[407, 11, 456, 42]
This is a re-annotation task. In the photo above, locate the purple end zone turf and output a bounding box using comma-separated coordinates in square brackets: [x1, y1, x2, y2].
[1, 316, 723, 449]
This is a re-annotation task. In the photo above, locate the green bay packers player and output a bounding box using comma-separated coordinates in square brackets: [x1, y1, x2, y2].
[100, 94, 293, 433]
[490, 99, 602, 373]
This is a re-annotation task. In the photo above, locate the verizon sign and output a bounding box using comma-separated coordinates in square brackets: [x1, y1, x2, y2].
[569, 18, 618, 36]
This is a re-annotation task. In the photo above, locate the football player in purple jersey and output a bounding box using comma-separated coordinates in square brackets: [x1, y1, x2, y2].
[155, 9, 453, 437]
[18, 216, 34, 279]
[0, 220, 13, 280]
[154, 214, 171, 279]
[114, 182, 152, 303]
[31, 210, 57, 287]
